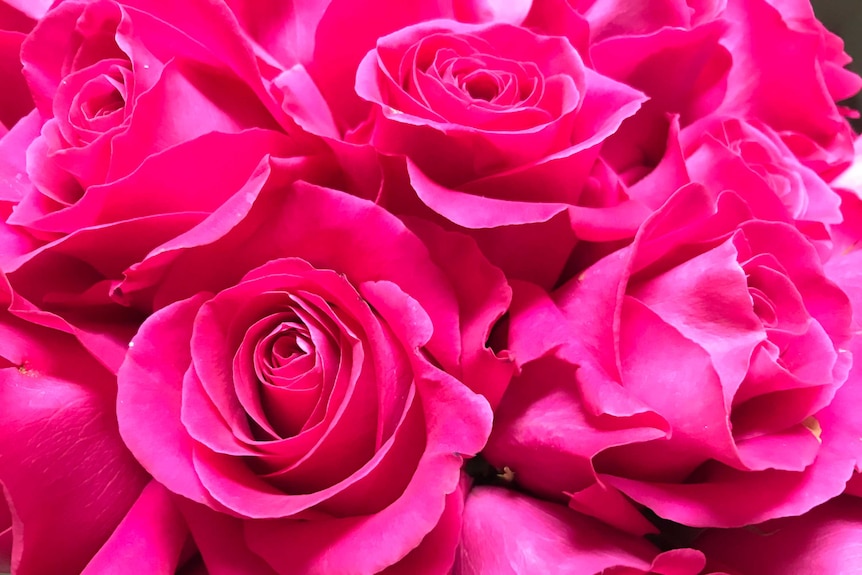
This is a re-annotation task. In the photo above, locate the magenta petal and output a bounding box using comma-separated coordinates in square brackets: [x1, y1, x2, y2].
[81, 481, 189, 575]
[245, 450, 461, 575]
[696, 497, 862, 575]
[4, 0, 46, 20]
[485, 351, 665, 502]
[272, 64, 340, 138]
[455, 486, 671, 574]
[0, 109, 40, 204]
[116, 293, 213, 505]
[378, 476, 466, 575]
[601, 439, 855, 528]
[629, 235, 764, 405]
[407, 159, 569, 228]
[0, 332, 148, 575]
[568, 482, 659, 536]
[178, 500, 279, 575]
[647, 549, 708, 575]
[453, 0, 532, 25]
[107, 58, 278, 181]
[392, 218, 513, 408]
[0, 29, 32, 130]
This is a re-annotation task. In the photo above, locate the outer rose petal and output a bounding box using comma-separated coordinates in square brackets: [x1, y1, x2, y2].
[571, 0, 720, 42]
[0, 0, 48, 22]
[0, 288, 149, 574]
[591, 22, 731, 126]
[720, 0, 856, 175]
[117, 293, 214, 506]
[453, 0, 531, 24]
[378, 475, 467, 575]
[404, 217, 513, 408]
[483, 280, 666, 534]
[0, 24, 33, 131]
[178, 501, 280, 575]
[11, 129, 297, 234]
[455, 486, 707, 575]
[696, 497, 862, 574]
[81, 481, 190, 575]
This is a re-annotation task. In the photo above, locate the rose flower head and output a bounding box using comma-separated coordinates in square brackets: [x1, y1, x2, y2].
[486, 181, 860, 531]
[116, 161, 513, 574]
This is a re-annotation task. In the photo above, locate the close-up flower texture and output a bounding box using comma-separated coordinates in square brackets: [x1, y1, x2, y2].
[4, 0, 862, 573]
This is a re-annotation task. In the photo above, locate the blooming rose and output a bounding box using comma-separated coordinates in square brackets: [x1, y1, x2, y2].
[353, 19, 640, 189]
[355, 19, 644, 286]
[229, 2, 645, 287]
[484, 181, 860, 531]
[455, 486, 711, 575]
[0, 0, 315, 304]
[621, 115, 844, 246]
[7, 0, 290, 217]
[585, 0, 860, 179]
[116, 172, 512, 574]
[0, 0, 337, 365]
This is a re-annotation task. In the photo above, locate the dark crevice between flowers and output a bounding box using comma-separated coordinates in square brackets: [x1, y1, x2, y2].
[464, 453, 516, 488]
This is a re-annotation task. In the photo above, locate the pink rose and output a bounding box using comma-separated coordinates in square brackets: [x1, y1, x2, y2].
[353, 19, 643, 286]
[562, 0, 859, 201]
[484, 181, 859, 531]
[231, 2, 646, 287]
[717, 0, 860, 177]
[455, 486, 709, 575]
[0, 0, 341, 364]
[680, 117, 842, 229]
[0, 0, 313, 277]
[622, 115, 843, 244]
[116, 174, 512, 574]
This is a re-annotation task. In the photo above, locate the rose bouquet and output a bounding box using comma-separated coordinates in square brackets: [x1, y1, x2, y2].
[2, 0, 862, 573]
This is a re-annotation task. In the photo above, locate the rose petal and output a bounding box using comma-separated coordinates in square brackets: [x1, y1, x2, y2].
[117, 293, 214, 506]
[455, 486, 677, 575]
[81, 481, 189, 575]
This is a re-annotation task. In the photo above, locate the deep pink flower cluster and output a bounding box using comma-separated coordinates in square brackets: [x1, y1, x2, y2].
[1, 0, 862, 573]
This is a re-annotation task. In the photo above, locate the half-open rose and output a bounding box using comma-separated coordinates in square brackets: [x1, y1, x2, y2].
[2, 0, 303, 243]
[116, 176, 512, 574]
[624, 115, 844, 243]
[351, 19, 644, 285]
[485, 182, 859, 530]
[252, 6, 645, 287]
